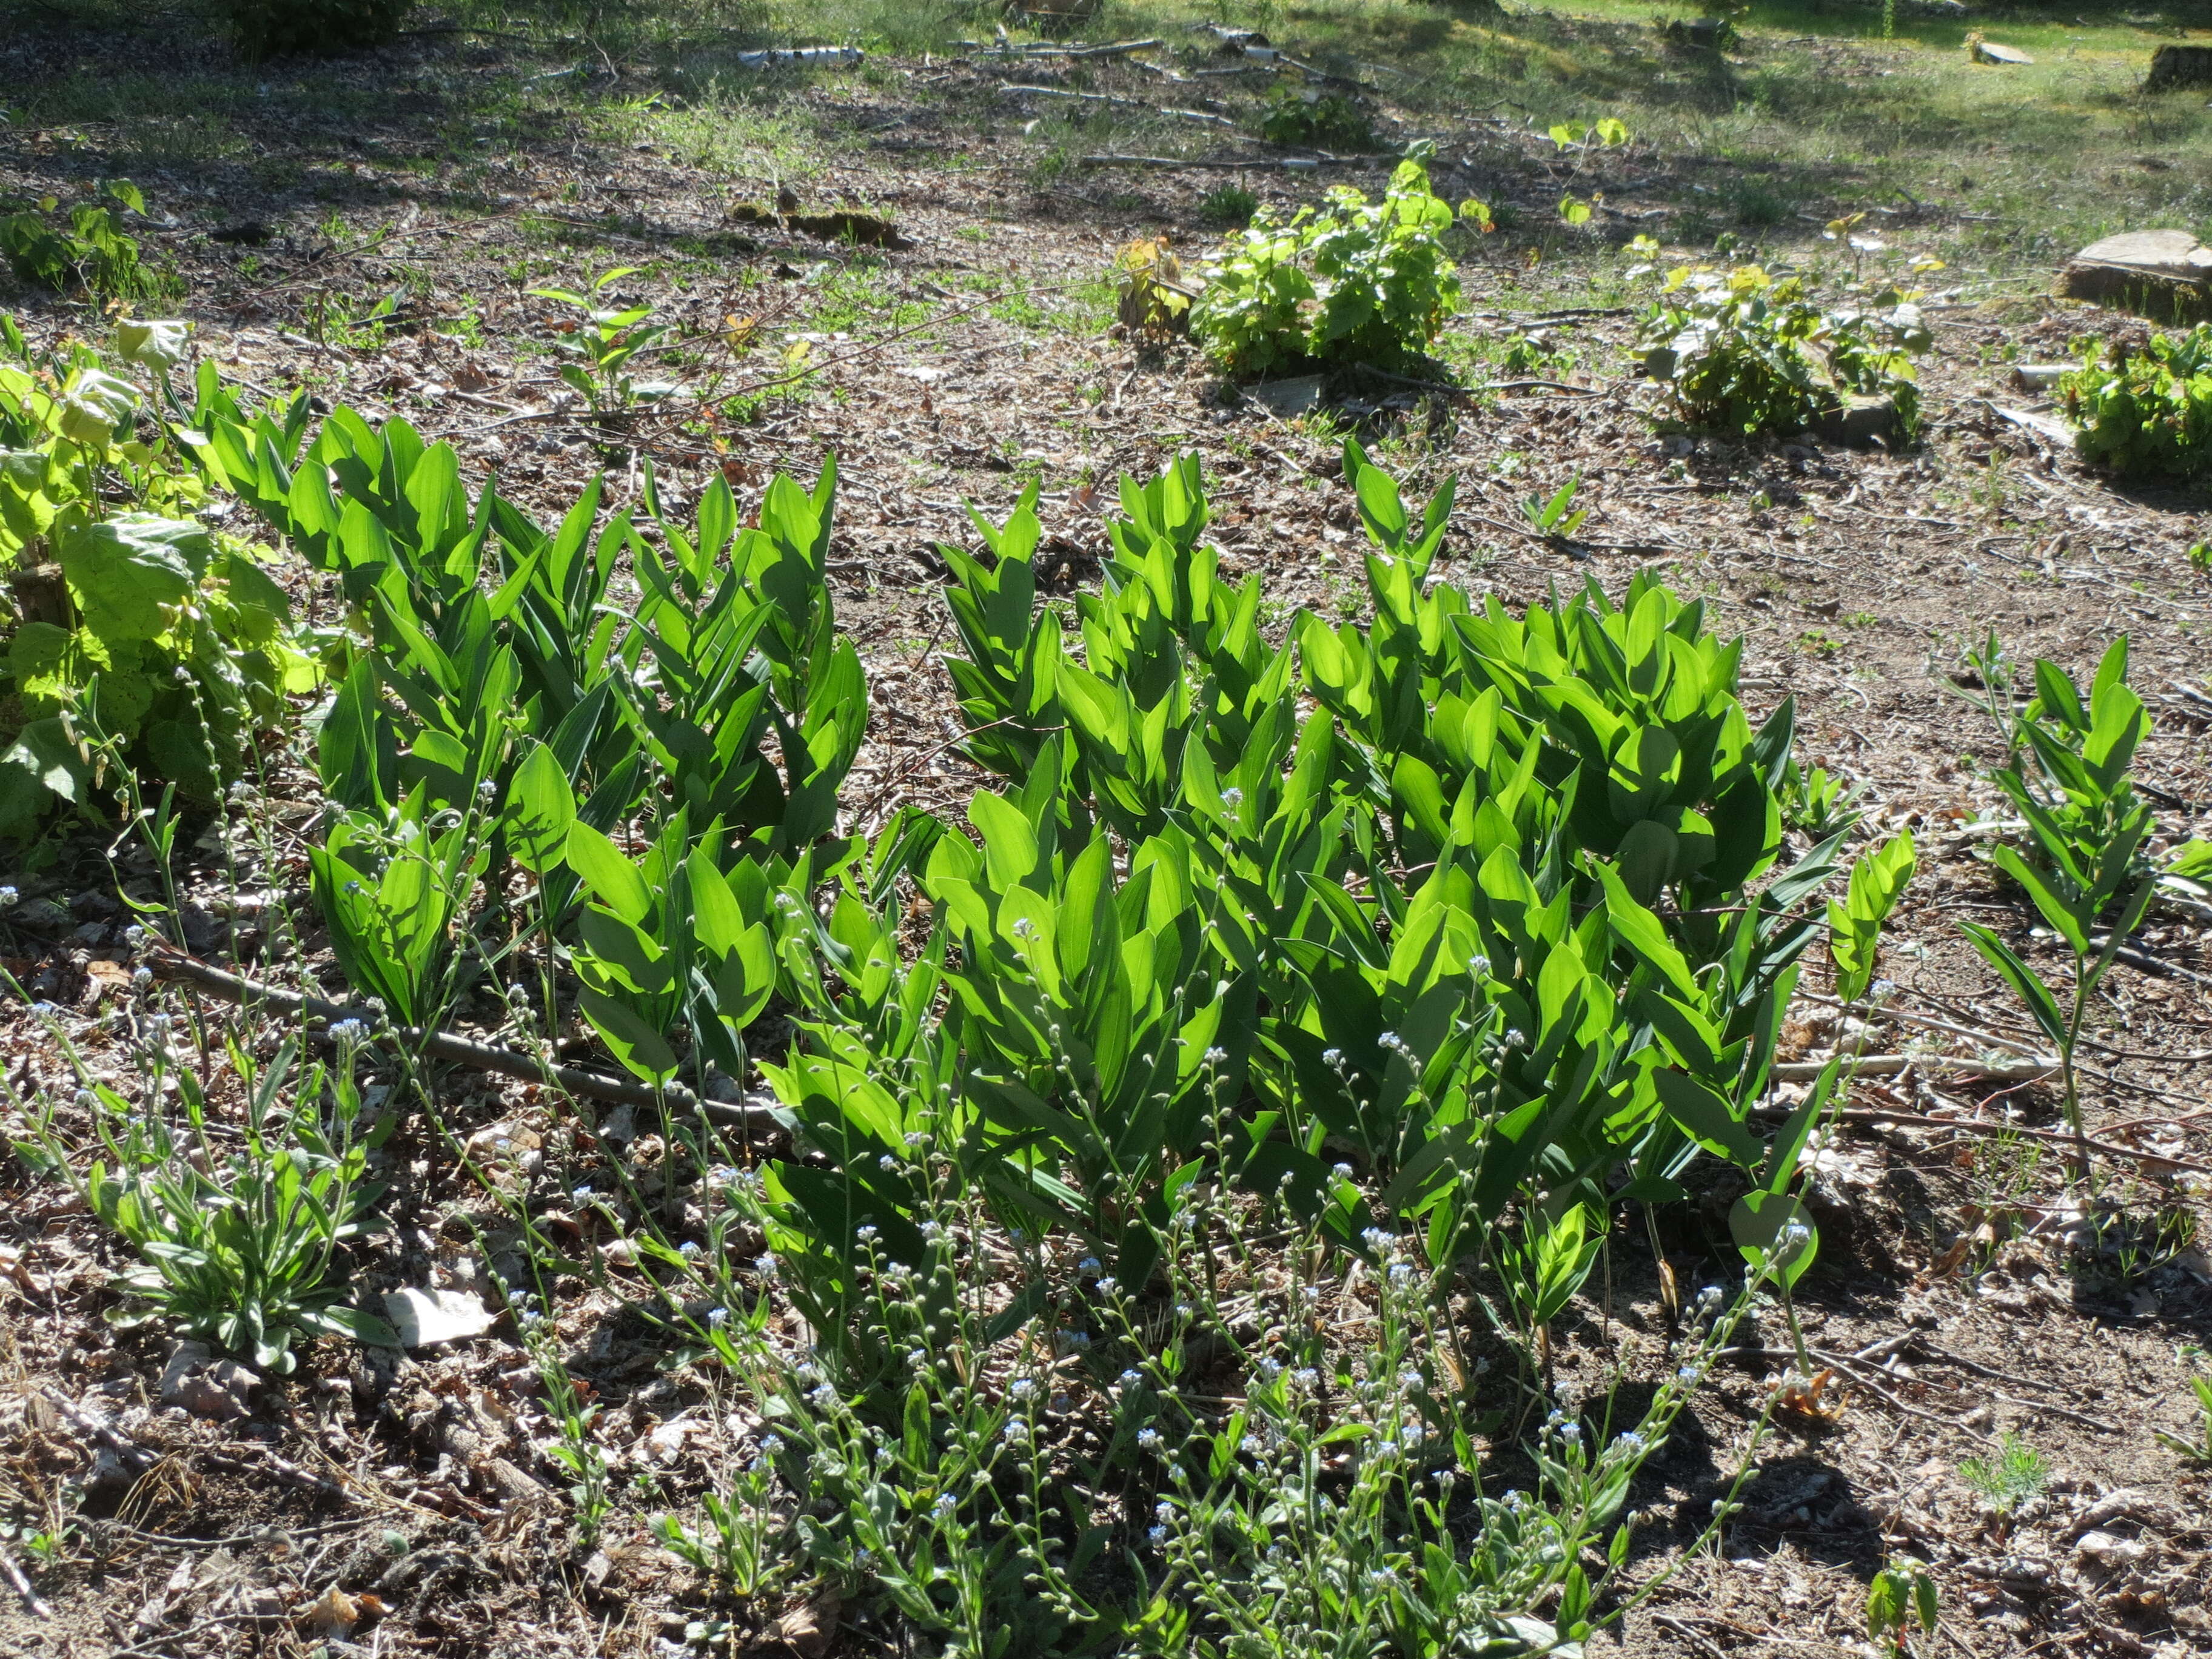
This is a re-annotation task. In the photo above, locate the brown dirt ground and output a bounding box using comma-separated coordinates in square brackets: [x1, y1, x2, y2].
[1, 19, 2210, 1659]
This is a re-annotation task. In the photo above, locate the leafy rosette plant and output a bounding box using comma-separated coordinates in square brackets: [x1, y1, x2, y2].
[1190, 155, 1475, 375]
[1639, 264, 1929, 438]
[2062, 324, 2212, 483]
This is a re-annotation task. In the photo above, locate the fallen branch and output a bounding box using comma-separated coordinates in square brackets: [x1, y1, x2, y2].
[1792, 991, 2049, 1059]
[143, 945, 779, 1134]
[959, 37, 1164, 58]
[2088, 932, 2212, 987]
[1751, 1099, 2212, 1176]
[997, 85, 1239, 127]
[1078, 152, 1389, 170]
[0, 1539, 48, 1620]
[1769, 1052, 2054, 1082]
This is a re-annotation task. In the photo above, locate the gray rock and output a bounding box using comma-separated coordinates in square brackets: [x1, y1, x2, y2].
[159, 1340, 260, 1420]
[1247, 374, 1325, 417]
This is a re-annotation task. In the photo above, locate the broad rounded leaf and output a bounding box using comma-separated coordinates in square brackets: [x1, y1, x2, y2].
[116, 318, 192, 372]
[58, 514, 210, 640]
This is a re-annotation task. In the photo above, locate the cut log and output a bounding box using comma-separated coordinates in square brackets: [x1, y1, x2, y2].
[2146, 44, 2212, 92]
[2057, 229, 2212, 321]
[8, 565, 72, 629]
[1808, 392, 1902, 446]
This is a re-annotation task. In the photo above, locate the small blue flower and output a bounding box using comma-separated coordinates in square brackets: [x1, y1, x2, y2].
[1136, 1427, 1162, 1451]
[679, 1241, 701, 1259]
[1148, 1524, 1167, 1545]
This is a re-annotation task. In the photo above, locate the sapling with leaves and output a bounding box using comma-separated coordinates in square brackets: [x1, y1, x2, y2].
[525, 266, 674, 429]
[1959, 640, 2171, 1184]
[1866, 1557, 1940, 1659]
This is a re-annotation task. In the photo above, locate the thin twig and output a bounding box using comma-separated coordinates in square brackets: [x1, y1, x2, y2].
[142, 944, 779, 1133]
[0, 1538, 49, 1619]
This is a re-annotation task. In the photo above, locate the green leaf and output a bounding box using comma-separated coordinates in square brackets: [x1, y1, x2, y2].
[577, 988, 679, 1084]
[1594, 862, 1696, 1000]
[1989, 845, 2086, 956]
[57, 514, 209, 640]
[1652, 1070, 1761, 1166]
[1958, 922, 2066, 1049]
[1731, 1189, 1816, 1289]
[504, 741, 577, 874]
[566, 820, 652, 923]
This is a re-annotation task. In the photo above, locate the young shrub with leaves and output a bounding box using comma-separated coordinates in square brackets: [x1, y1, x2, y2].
[0, 319, 312, 836]
[0, 182, 155, 301]
[1638, 264, 1930, 439]
[217, 0, 417, 60]
[1958, 637, 2208, 1184]
[1259, 86, 1375, 152]
[1113, 236, 1193, 339]
[1190, 155, 1473, 376]
[2062, 324, 2212, 483]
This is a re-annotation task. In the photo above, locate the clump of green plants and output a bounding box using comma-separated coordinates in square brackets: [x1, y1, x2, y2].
[0, 181, 155, 301]
[1958, 1431, 2049, 1515]
[216, 0, 417, 59]
[0, 317, 311, 836]
[1196, 184, 1259, 228]
[1638, 264, 1931, 438]
[15, 1027, 391, 1373]
[2062, 324, 2212, 483]
[90, 358, 1926, 1644]
[1190, 155, 1474, 375]
[1259, 87, 1375, 152]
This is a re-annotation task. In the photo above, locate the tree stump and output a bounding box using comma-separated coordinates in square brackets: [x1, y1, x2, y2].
[2146, 45, 2212, 92]
[8, 564, 72, 629]
[2057, 230, 2212, 322]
